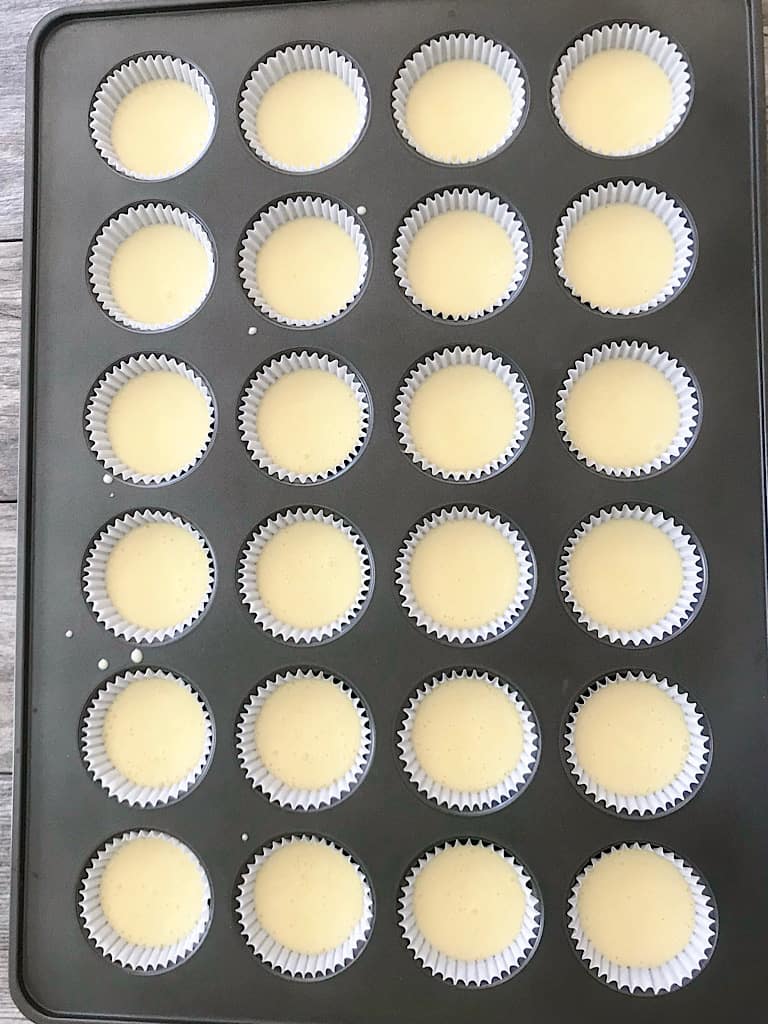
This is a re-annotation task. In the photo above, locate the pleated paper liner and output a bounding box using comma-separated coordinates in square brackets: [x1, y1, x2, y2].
[237, 669, 372, 810]
[567, 843, 717, 994]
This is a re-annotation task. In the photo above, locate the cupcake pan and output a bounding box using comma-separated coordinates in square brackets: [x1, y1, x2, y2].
[13, 1, 768, 1023]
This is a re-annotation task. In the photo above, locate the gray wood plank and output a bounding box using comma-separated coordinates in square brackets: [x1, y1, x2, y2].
[0, 504, 18, 778]
[0, 242, 21, 503]
[0, 777, 24, 1024]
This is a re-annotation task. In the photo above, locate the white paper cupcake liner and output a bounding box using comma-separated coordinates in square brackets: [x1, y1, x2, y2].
[396, 506, 535, 644]
[568, 842, 717, 994]
[89, 204, 215, 331]
[79, 830, 212, 972]
[236, 835, 373, 978]
[395, 346, 532, 480]
[399, 839, 542, 986]
[239, 350, 370, 483]
[239, 196, 369, 327]
[560, 505, 704, 646]
[564, 672, 711, 817]
[551, 24, 691, 157]
[81, 669, 213, 807]
[554, 181, 694, 315]
[85, 353, 216, 485]
[240, 44, 368, 172]
[392, 33, 526, 164]
[82, 509, 215, 644]
[90, 54, 216, 179]
[556, 341, 699, 477]
[237, 670, 372, 810]
[398, 670, 539, 812]
[394, 188, 530, 320]
[239, 507, 372, 644]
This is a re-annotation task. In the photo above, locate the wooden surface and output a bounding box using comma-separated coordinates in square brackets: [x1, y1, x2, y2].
[1, 0, 768, 1021]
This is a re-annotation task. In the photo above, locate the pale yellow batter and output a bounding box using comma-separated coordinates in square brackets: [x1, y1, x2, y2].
[103, 676, 207, 789]
[105, 521, 210, 631]
[109, 223, 209, 327]
[256, 368, 361, 475]
[577, 848, 695, 968]
[559, 49, 672, 154]
[253, 841, 363, 955]
[408, 364, 518, 472]
[256, 69, 360, 169]
[110, 79, 211, 177]
[255, 676, 361, 790]
[563, 203, 675, 311]
[564, 358, 680, 469]
[573, 680, 690, 796]
[568, 518, 683, 632]
[255, 217, 360, 321]
[100, 836, 205, 947]
[411, 676, 524, 791]
[106, 370, 210, 476]
[406, 210, 516, 317]
[409, 518, 520, 630]
[256, 520, 362, 630]
[405, 59, 513, 162]
[413, 845, 525, 960]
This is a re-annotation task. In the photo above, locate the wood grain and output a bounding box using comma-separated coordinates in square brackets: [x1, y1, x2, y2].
[0, 244, 21, 503]
[0, 777, 21, 1024]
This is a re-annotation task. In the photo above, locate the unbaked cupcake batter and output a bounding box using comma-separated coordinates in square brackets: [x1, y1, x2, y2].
[573, 679, 690, 796]
[405, 59, 513, 162]
[409, 518, 520, 630]
[255, 368, 361, 475]
[106, 370, 210, 477]
[407, 363, 518, 473]
[254, 676, 361, 790]
[110, 79, 211, 177]
[100, 835, 205, 947]
[413, 845, 525, 960]
[256, 69, 360, 169]
[564, 358, 680, 469]
[103, 675, 207, 789]
[563, 204, 675, 310]
[105, 521, 210, 631]
[559, 49, 672, 154]
[109, 223, 209, 327]
[577, 847, 695, 968]
[411, 676, 524, 791]
[568, 518, 683, 632]
[255, 217, 360, 321]
[256, 520, 362, 630]
[252, 841, 363, 954]
[406, 209, 516, 317]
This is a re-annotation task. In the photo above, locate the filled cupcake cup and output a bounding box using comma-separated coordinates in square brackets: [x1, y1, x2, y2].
[240, 44, 369, 172]
[398, 839, 542, 986]
[90, 54, 217, 180]
[396, 506, 535, 644]
[86, 353, 216, 485]
[82, 509, 215, 644]
[567, 842, 717, 994]
[392, 33, 527, 165]
[236, 834, 373, 979]
[81, 669, 213, 808]
[89, 204, 216, 331]
[238, 507, 372, 644]
[393, 188, 530, 321]
[564, 672, 711, 817]
[237, 669, 372, 810]
[239, 196, 369, 327]
[239, 350, 370, 483]
[559, 504, 705, 646]
[551, 24, 692, 157]
[398, 670, 539, 813]
[554, 180, 694, 315]
[556, 340, 699, 477]
[79, 829, 212, 972]
[395, 346, 532, 481]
